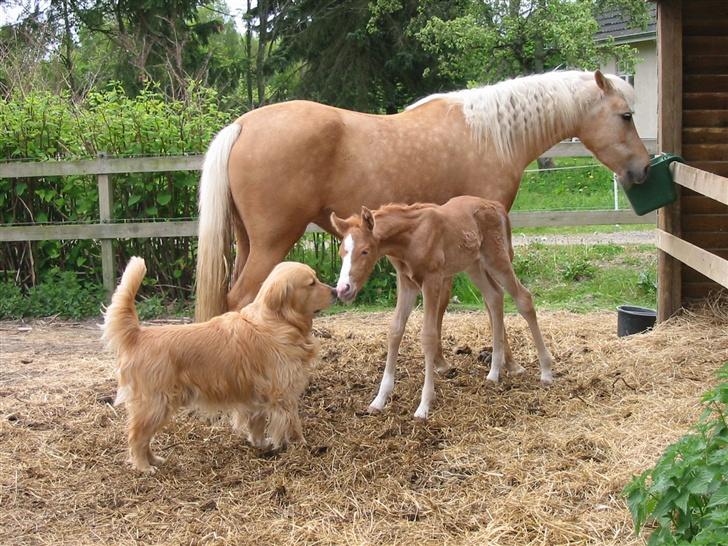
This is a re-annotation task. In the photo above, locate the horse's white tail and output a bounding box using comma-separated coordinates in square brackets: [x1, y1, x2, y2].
[195, 122, 242, 322]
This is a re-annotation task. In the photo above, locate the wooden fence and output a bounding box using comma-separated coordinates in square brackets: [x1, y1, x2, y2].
[656, 162, 728, 296]
[0, 139, 658, 293]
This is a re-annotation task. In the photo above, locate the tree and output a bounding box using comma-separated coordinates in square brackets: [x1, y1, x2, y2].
[415, 0, 650, 84]
[274, 0, 468, 113]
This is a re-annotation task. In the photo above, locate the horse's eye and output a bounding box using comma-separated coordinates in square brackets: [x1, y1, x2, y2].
[622, 112, 633, 121]
[309, 279, 316, 286]
[361, 250, 369, 256]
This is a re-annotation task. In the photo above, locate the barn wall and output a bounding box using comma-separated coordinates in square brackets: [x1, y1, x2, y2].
[680, 0, 728, 301]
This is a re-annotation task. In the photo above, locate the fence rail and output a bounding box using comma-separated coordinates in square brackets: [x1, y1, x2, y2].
[0, 139, 659, 294]
[656, 163, 728, 291]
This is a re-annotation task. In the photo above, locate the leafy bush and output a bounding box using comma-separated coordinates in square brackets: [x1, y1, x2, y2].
[0, 269, 105, 319]
[0, 83, 230, 298]
[638, 270, 658, 296]
[624, 363, 728, 545]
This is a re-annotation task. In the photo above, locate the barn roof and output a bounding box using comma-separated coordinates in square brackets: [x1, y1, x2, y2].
[595, 5, 657, 43]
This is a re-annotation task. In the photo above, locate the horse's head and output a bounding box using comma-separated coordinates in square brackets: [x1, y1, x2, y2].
[330, 207, 381, 303]
[577, 70, 651, 188]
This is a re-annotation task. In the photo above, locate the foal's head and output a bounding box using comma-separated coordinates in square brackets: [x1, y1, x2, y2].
[330, 208, 381, 303]
[577, 70, 651, 188]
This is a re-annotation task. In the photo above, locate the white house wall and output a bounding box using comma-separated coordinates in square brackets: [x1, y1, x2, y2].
[601, 40, 658, 139]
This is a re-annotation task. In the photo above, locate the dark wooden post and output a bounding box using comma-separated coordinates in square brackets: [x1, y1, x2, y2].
[657, 0, 683, 321]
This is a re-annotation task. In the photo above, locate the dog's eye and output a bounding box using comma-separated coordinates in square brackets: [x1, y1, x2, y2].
[622, 112, 633, 121]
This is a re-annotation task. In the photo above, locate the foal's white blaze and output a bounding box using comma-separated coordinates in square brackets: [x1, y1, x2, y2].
[336, 234, 355, 297]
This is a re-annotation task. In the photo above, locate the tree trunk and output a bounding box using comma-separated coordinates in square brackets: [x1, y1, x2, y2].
[245, 0, 254, 110]
[256, 0, 269, 107]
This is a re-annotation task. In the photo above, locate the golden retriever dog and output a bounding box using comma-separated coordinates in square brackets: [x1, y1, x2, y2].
[103, 257, 335, 472]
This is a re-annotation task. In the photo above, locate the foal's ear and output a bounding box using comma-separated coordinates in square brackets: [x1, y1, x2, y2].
[594, 70, 614, 93]
[361, 207, 375, 232]
[329, 212, 349, 239]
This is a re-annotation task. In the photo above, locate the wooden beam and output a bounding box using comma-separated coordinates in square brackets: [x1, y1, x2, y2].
[97, 173, 116, 295]
[671, 162, 728, 206]
[0, 155, 204, 178]
[657, 229, 728, 289]
[0, 141, 657, 180]
[0, 211, 653, 243]
[657, 0, 683, 322]
[508, 210, 656, 228]
[0, 221, 327, 241]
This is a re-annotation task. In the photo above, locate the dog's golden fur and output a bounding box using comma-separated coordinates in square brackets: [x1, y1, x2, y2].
[103, 258, 335, 472]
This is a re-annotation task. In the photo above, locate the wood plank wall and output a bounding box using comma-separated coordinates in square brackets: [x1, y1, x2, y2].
[681, 0, 728, 300]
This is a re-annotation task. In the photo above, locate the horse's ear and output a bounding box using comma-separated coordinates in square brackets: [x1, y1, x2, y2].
[594, 70, 614, 93]
[329, 212, 348, 239]
[361, 207, 375, 232]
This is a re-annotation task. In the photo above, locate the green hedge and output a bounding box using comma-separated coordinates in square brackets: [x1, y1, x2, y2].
[0, 84, 230, 298]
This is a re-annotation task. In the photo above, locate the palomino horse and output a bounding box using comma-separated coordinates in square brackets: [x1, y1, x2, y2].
[330, 196, 553, 419]
[195, 70, 650, 321]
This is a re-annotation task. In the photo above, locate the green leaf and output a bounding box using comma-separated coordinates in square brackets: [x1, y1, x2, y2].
[707, 485, 728, 508]
[128, 194, 142, 206]
[16, 182, 28, 195]
[156, 192, 172, 206]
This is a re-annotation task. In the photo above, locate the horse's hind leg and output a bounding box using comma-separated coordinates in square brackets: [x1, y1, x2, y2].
[226, 221, 308, 311]
[369, 267, 419, 413]
[466, 266, 508, 383]
[231, 213, 250, 286]
[481, 258, 554, 385]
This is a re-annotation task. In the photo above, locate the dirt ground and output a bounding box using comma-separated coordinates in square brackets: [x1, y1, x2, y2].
[1, 305, 727, 545]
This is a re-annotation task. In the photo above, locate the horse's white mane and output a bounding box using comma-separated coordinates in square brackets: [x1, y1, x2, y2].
[407, 71, 634, 161]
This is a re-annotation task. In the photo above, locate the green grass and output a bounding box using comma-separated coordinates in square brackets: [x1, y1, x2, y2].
[320, 243, 657, 316]
[512, 158, 631, 211]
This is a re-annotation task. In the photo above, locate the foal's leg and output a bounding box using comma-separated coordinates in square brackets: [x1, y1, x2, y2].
[466, 266, 508, 384]
[368, 270, 419, 413]
[435, 276, 453, 374]
[482, 272, 525, 376]
[414, 278, 443, 420]
[481, 258, 554, 385]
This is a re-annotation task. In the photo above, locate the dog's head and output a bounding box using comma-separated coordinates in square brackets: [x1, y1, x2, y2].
[255, 262, 336, 330]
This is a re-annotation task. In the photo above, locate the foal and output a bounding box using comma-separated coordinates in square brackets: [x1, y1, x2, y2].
[331, 196, 554, 419]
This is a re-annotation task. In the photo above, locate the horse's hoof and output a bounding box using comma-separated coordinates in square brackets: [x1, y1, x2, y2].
[367, 405, 382, 415]
[413, 407, 429, 420]
[540, 375, 554, 386]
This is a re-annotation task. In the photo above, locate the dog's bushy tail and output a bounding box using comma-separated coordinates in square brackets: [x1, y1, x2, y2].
[103, 256, 146, 357]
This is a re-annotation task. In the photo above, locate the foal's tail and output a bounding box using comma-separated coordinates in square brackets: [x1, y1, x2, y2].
[195, 123, 242, 322]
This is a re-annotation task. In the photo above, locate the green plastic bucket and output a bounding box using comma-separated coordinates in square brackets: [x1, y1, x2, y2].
[624, 153, 682, 216]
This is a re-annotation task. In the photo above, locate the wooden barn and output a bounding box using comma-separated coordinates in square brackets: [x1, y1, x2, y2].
[654, 0, 728, 320]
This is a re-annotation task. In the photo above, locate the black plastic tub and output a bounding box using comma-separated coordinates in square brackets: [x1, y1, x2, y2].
[617, 305, 657, 337]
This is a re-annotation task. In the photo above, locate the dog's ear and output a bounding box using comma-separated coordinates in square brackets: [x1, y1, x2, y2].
[329, 212, 349, 239]
[263, 276, 292, 313]
[361, 207, 375, 232]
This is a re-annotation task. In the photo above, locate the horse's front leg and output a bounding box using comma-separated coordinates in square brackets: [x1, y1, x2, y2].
[414, 278, 442, 420]
[368, 268, 419, 413]
[435, 276, 454, 374]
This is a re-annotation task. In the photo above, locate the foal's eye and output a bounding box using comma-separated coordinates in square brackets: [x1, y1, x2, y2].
[622, 112, 633, 121]
[361, 250, 369, 256]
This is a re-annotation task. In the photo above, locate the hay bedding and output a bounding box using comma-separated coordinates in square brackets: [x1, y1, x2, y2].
[1, 305, 727, 545]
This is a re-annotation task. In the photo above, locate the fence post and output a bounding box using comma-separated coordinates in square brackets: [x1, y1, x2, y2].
[97, 153, 115, 296]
